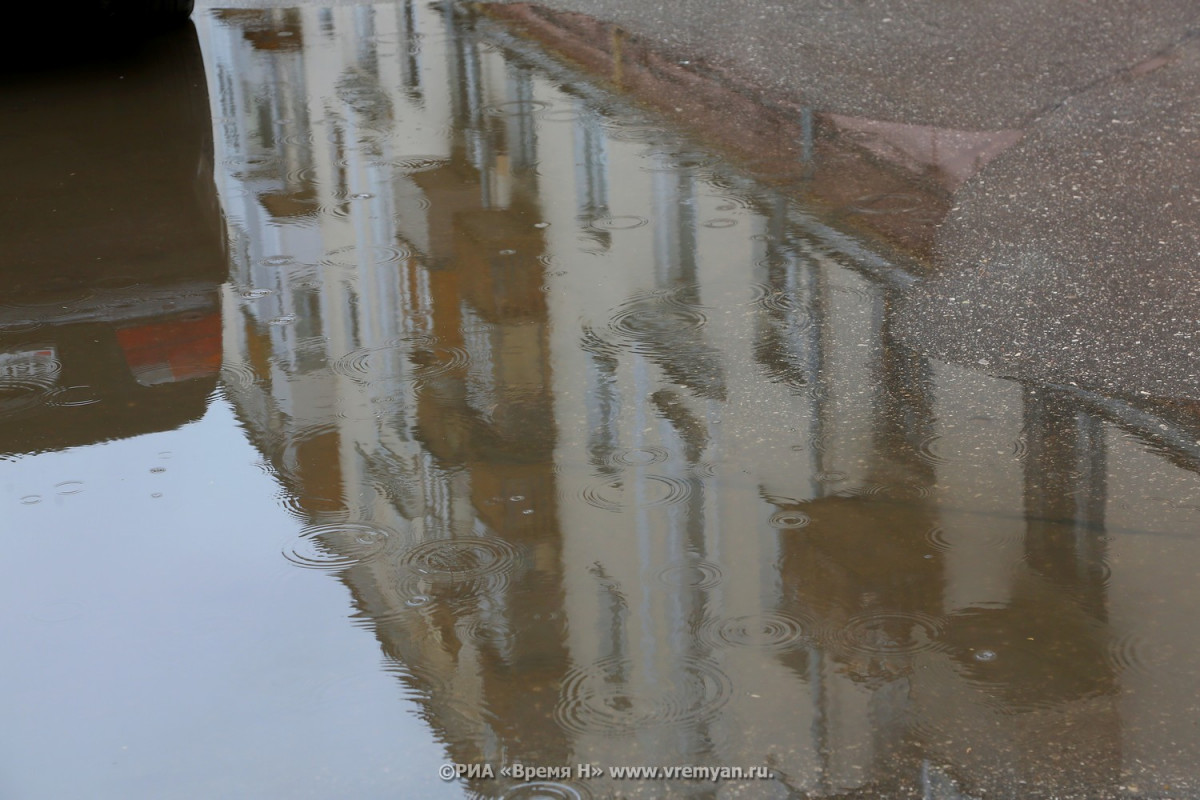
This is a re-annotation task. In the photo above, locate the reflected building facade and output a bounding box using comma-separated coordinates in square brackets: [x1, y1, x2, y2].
[198, 5, 1200, 798]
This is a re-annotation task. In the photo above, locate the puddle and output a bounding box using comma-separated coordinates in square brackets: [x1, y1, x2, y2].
[3, 3, 1200, 799]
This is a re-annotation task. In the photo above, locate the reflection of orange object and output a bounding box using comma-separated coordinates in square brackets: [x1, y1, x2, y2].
[116, 313, 221, 386]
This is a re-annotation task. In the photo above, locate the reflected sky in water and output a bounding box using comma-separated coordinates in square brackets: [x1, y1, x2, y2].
[3, 3, 1200, 799]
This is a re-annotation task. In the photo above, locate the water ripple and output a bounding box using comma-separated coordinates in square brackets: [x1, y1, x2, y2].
[0, 319, 42, 334]
[371, 569, 513, 622]
[602, 446, 670, 468]
[399, 537, 523, 582]
[639, 150, 719, 174]
[408, 345, 472, 383]
[601, 121, 666, 143]
[768, 510, 811, 530]
[606, 289, 709, 345]
[704, 192, 759, 211]
[320, 244, 410, 270]
[655, 559, 723, 590]
[924, 526, 953, 552]
[747, 283, 814, 319]
[916, 435, 953, 466]
[555, 655, 732, 736]
[832, 610, 947, 657]
[485, 99, 551, 116]
[696, 611, 817, 650]
[220, 361, 263, 390]
[579, 474, 694, 512]
[589, 215, 649, 231]
[0, 371, 61, 417]
[331, 340, 467, 388]
[457, 616, 517, 650]
[283, 522, 397, 570]
[386, 155, 450, 173]
[537, 108, 584, 123]
[1105, 631, 1162, 676]
[836, 483, 889, 498]
[45, 385, 101, 408]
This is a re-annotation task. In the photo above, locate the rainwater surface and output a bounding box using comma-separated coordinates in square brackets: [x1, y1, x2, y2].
[4, 4, 1200, 799]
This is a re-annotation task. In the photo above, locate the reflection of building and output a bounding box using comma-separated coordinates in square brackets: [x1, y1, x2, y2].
[0, 23, 225, 456]
[199, 4, 1200, 798]
[482, 3, 1023, 265]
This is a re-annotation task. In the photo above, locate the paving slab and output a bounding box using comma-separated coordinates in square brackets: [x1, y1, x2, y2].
[897, 35, 1200, 400]
[495, 0, 1200, 399]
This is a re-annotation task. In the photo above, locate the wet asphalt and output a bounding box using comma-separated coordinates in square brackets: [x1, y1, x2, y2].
[492, 0, 1200, 401]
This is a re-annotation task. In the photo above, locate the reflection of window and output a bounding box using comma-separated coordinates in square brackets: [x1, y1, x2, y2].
[399, 0, 424, 102]
[574, 104, 610, 248]
[216, 65, 238, 149]
[293, 291, 325, 373]
[582, 328, 620, 472]
[451, 21, 487, 165]
[255, 97, 275, 150]
[754, 241, 818, 393]
[505, 65, 538, 175]
[327, 116, 348, 202]
[650, 163, 696, 284]
[462, 303, 497, 418]
[353, 6, 379, 78]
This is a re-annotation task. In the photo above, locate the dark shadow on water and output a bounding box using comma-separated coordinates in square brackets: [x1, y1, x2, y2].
[0, 20, 225, 454]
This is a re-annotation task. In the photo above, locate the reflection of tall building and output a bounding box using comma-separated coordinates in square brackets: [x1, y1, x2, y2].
[199, 4, 1200, 797]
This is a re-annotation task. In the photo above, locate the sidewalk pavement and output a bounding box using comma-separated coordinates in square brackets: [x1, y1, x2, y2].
[495, 0, 1200, 400]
